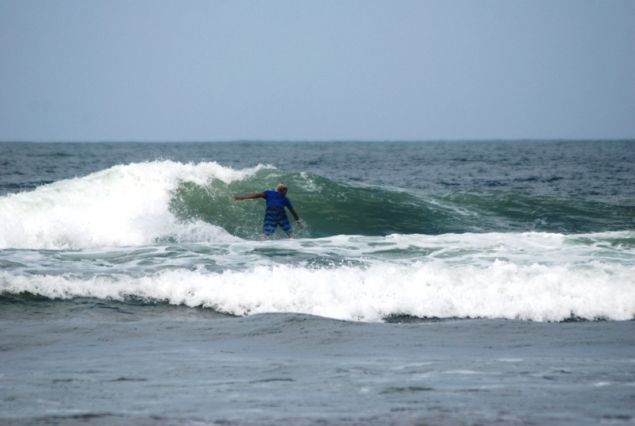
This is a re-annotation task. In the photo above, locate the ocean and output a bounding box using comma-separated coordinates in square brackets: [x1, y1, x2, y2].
[1, 141, 634, 425]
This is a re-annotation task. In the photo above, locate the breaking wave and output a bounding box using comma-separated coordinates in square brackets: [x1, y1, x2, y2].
[0, 161, 632, 249]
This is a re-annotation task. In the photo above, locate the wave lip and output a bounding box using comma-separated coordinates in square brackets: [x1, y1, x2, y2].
[0, 161, 263, 249]
[2, 258, 634, 322]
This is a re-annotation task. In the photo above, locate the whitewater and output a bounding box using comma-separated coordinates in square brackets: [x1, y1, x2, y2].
[0, 160, 250, 249]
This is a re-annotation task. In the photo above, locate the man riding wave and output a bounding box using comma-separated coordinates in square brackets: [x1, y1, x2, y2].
[233, 183, 302, 239]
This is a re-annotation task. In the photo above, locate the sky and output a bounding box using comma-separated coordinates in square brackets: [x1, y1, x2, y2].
[1, 0, 634, 142]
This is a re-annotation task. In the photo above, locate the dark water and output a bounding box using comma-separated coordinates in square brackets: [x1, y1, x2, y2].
[2, 140, 635, 198]
[1, 141, 634, 425]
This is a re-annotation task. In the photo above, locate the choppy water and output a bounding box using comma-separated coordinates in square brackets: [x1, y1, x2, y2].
[1, 141, 634, 425]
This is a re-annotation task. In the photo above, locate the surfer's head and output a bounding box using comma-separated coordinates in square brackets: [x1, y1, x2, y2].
[276, 183, 288, 194]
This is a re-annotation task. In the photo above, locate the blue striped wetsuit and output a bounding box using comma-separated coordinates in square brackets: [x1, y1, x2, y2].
[263, 190, 293, 236]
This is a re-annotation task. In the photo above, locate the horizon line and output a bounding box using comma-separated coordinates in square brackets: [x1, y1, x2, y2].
[1, 138, 634, 144]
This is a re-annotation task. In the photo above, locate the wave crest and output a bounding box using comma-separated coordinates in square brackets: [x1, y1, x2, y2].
[0, 161, 261, 249]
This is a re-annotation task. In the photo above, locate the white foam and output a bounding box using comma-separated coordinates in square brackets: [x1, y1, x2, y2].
[279, 231, 635, 268]
[2, 257, 634, 322]
[0, 161, 262, 249]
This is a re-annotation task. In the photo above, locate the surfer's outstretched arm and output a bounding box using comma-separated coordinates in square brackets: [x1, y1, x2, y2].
[233, 192, 265, 201]
[288, 207, 300, 221]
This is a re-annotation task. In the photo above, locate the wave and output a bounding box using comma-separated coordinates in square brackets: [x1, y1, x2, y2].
[172, 169, 635, 238]
[0, 161, 633, 249]
[1, 230, 633, 322]
[0, 161, 254, 249]
[2, 256, 633, 322]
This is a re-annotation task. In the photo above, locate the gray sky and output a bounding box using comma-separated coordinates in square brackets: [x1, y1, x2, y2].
[1, 0, 634, 141]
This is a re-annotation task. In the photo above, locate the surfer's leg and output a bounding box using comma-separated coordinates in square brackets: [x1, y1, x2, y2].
[279, 214, 292, 238]
[263, 215, 276, 237]
[263, 207, 286, 237]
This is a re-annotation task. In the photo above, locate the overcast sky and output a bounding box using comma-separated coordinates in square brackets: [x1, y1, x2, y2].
[1, 0, 634, 141]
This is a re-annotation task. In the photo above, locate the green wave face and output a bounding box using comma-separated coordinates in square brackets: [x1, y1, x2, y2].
[169, 169, 453, 238]
[169, 169, 634, 238]
[437, 191, 635, 234]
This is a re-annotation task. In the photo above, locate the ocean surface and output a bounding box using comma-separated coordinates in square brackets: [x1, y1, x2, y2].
[1, 141, 634, 425]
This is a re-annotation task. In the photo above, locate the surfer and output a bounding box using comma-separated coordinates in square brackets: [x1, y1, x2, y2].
[233, 183, 302, 239]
